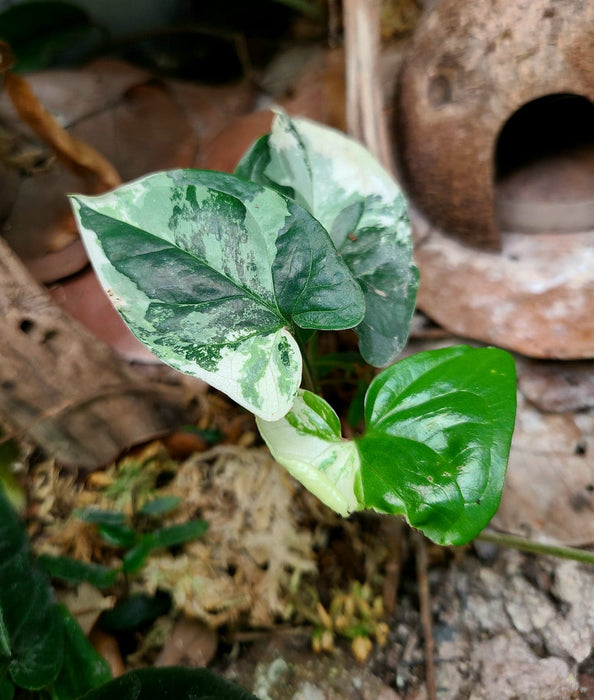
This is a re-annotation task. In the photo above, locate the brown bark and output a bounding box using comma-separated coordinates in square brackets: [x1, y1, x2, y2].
[0, 236, 189, 469]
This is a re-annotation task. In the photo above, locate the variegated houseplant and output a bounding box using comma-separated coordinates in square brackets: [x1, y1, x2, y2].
[70, 112, 517, 547]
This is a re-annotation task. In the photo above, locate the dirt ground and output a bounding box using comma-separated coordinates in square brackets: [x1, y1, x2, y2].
[220, 545, 593, 699]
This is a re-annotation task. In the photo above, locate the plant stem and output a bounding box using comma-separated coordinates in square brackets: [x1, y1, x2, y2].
[296, 329, 319, 394]
[301, 350, 318, 394]
[476, 530, 594, 565]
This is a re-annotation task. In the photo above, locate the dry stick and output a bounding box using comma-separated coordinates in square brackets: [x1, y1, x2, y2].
[412, 532, 437, 700]
[343, 0, 395, 172]
[2, 68, 121, 191]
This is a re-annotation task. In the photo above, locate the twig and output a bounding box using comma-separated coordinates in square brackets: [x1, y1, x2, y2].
[379, 517, 405, 615]
[2, 66, 120, 192]
[412, 531, 437, 700]
[476, 530, 594, 565]
[342, 0, 394, 172]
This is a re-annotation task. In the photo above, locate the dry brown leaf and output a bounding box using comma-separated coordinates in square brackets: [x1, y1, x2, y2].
[155, 617, 218, 668]
[3, 72, 121, 192]
[58, 582, 115, 635]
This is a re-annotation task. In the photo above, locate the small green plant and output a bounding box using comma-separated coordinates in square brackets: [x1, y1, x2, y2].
[69, 111, 517, 547]
[0, 485, 112, 700]
[0, 485, 254, 700]
[38, 498, 208, 586]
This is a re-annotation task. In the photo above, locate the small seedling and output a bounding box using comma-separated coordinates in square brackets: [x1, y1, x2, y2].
[38, 498, 208, 587]
[69, 111, 517, 546]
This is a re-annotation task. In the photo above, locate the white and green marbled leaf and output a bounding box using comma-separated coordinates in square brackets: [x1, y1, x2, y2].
[259, 347, 517, 546]
[236, 112, 419, 367]
[256, 390, 362, 517]
[70, 170, 364, 420]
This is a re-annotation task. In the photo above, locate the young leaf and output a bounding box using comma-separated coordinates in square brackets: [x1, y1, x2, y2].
[259, 346, 517, 545]
[74, 508, 126, 527]
[79, 667, 258, 700]
[70, 170, 364, 420]
[122, 520, 209, 573]
[98, 592, 171, 634]
[139, 495, 182, 517]
[236, 111, 419, 367]
[37, 554, 118, 590]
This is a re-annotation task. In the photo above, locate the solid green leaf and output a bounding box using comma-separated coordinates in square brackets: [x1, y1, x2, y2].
[37, 554, 118, 590]
[139, 495, 181, 517]
[236, 111, 419, 367]
[98, 593, 171, 634]
[121, 540, 152, 574]
[74, 508, 126, 527]
[50, 605, 111, 700]
[79, 667, 258, 700]
[123, 520, 209, 573]
[70, 170, 365, 420]
[0, 486, 64, 691]
[259, 346, 517, 545]
[147, 519, 209, 549]
[97, 523, 138, 549]
[360, 345, 517, 544]
[0, 672, 14, 700]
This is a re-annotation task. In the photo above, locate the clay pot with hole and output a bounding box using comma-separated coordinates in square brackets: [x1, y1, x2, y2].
[393, 0, 594, 358]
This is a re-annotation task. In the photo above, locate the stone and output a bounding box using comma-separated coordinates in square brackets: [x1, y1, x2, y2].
[471, 632, 579, 700]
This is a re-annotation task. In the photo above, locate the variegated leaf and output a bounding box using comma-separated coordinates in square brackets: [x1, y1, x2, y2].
[236, 111, 419, 367]
[70, 170, 365, 420]
[256, 390, 362, 517]
[259, 346, 517, 545]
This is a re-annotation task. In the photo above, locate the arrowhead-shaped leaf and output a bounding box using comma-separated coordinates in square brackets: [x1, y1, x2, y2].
[236, 112, 419, 367]
[258, 346, 517, 545]
[70, 170, 365, 420]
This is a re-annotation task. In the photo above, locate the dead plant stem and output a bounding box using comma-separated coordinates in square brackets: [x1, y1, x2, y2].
[412, 532, 437, 700]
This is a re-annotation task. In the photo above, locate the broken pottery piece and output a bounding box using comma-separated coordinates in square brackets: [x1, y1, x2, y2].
[517, 358, 594, 413]
[412, 211, 594, 359]
[493, 394, 594, 546]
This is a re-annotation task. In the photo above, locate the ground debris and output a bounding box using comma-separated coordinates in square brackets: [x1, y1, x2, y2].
[141, 445, 320, 628]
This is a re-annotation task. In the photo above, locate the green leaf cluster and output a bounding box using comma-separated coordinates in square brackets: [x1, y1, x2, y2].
[39, 502, 208, 588]
[0, 486, 111, 700]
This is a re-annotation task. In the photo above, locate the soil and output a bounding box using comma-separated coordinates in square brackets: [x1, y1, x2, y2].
[219, 544, 593, 699]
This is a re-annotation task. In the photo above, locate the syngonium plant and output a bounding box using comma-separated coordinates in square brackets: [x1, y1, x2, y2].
[69, 111, 516, 546]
